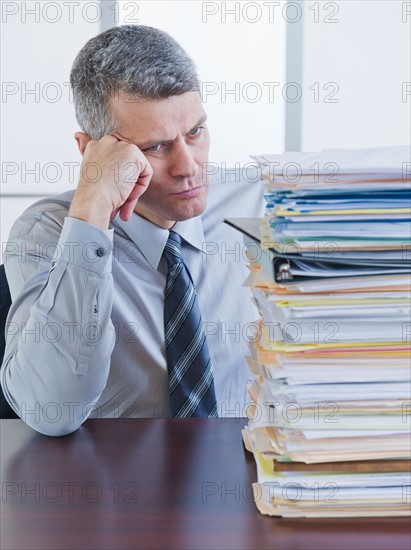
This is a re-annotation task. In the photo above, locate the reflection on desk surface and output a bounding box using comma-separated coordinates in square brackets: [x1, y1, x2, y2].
[1, 418, 410, 550]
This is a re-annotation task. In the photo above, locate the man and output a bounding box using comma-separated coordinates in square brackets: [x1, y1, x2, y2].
[1, 25, 264, 436]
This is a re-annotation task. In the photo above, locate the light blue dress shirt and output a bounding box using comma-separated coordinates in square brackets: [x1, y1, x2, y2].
[1, 170, 265, 435]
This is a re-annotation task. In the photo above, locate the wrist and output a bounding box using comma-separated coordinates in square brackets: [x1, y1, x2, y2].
[68, 193, 112, 230]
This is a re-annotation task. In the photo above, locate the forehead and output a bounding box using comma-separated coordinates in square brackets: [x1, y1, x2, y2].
[109, 91, 206, 143]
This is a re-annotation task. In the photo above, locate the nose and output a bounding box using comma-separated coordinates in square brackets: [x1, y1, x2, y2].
[168, 138, 198, 179]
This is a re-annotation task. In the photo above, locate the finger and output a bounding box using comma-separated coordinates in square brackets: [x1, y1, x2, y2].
[111, 132, 133, 145]
[118, 184, 143, 222]
[133, 159, 153, 192]
[127, 179, 148, 202]
[110, 207, 120, 221]
[119, 199, 138, 222]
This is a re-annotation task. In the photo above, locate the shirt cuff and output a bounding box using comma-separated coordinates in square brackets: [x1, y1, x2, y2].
[54, 217, 114, 275]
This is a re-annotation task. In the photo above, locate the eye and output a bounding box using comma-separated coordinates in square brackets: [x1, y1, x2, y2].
[143, 143, 164, 153]
[189, 126, 204, 136]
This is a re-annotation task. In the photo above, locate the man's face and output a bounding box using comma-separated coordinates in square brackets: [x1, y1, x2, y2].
[109, 91, 210, 228]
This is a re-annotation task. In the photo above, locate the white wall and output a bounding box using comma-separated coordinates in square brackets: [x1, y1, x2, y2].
[301, 0, 411, 150]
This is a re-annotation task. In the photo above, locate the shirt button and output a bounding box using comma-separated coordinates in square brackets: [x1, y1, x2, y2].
[96, 247, 105, 257]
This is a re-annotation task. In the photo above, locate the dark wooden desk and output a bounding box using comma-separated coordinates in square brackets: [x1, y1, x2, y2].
[1, 419, 410, 550]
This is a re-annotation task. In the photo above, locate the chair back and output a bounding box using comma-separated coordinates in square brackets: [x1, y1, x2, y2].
[0, 265, 19, 418]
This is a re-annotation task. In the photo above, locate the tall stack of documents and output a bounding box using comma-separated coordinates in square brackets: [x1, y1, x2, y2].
[235, 146, 411, 517]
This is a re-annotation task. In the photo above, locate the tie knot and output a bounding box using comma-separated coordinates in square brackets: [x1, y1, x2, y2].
[163, 230, 183, 265]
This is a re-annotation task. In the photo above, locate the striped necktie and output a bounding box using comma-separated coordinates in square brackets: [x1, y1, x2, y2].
[163, 230, 218, 418]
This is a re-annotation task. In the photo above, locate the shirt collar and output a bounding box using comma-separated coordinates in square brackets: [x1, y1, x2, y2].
[112, 213, 205, 270]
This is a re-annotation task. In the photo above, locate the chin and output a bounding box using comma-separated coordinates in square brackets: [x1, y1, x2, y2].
[174, 201, 207, 221]
[172, 189, 208, 221]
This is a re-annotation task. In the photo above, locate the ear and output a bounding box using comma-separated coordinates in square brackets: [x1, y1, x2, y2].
[74, 132, 92, 156]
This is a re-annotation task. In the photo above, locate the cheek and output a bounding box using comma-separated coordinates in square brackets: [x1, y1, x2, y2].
[144, 161, 167, 194]
[203, 132, 211, 155]
[194, 138, 209, 164]
[143, 180, 163, 202]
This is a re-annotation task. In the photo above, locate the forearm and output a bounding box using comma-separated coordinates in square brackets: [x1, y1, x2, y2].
[1, 217, 116, 436]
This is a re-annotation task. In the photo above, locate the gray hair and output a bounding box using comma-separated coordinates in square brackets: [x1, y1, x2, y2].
[70, 25, 200, 139]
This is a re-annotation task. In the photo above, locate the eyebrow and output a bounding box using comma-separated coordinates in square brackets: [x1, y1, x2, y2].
[138, 115, 208, 150]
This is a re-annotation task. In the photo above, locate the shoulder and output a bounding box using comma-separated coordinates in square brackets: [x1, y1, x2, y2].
[7, 190, 76, 244]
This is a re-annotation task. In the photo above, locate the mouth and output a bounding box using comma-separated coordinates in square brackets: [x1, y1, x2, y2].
[171, 185, 205, 199]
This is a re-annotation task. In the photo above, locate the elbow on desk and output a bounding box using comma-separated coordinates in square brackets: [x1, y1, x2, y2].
[0, 365, 91, 437]
[26, 418, 83, 437]
[4, 396, 85, 437]
[1, 394, 85, 437]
